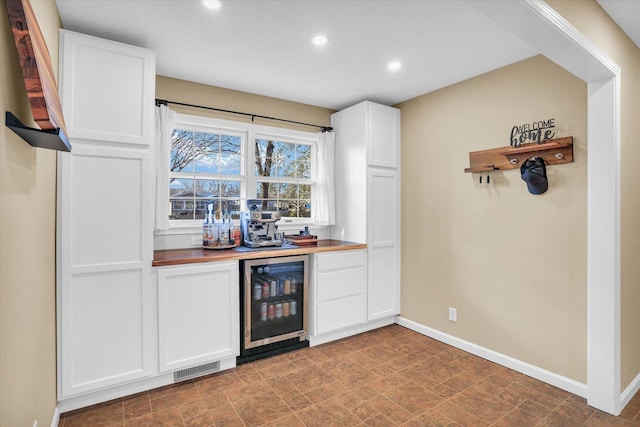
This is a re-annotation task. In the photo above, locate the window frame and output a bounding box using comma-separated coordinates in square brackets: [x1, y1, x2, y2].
[163, 113, 318, 232]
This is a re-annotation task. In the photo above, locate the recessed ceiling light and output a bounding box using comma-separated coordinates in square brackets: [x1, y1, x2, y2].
[388, 61, 402, 72]
[203, 0, 222, 10]
[311, 35, 328, 47]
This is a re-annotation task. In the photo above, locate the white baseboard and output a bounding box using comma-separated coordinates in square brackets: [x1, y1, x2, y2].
[50, 406, 60, 427]
[309, 317, 396, 346]
[621, 372, 640, 409]
[396, 317, 588, 398]
[58, 357, 236, 413]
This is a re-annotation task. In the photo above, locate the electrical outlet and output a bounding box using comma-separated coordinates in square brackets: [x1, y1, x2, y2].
[448, 307, 457, 322]
[191, 236, 201, 246]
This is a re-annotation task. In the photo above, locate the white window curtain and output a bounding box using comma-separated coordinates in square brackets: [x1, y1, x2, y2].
[312, 131, 336, 226]
[155, 104, 176, 231]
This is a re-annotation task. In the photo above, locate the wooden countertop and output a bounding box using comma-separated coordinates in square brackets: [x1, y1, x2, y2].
[153, 239, 367, 267]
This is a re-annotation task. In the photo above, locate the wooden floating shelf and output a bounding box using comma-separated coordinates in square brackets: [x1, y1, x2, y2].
[464, 136, 573, 173]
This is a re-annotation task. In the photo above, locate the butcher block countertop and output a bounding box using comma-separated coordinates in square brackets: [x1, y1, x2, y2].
[153, 239, 367, 267]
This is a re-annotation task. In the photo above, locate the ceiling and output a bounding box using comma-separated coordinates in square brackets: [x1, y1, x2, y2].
[54, 1, 636, 111]
[597, 0, 640, 50]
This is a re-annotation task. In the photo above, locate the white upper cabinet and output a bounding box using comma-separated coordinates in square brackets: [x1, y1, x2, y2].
[368, 102, 400, 168]
[59, 30, 155, 146]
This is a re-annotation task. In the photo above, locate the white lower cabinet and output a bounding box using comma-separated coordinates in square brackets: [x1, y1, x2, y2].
[59, 269, 152, 398]
[311, 250, 367, 336]
[157, 262, 239, 372]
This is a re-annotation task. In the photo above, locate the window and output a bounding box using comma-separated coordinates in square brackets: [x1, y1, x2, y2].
[169, 128, 243, 221]
[168, 115, 316, 226]
[254, 138, 312, 218]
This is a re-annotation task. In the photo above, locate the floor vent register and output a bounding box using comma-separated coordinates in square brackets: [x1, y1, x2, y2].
[173, 361, 220, 382]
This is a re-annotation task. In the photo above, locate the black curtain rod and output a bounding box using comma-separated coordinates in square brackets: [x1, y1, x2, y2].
[155, 99, 333, 132]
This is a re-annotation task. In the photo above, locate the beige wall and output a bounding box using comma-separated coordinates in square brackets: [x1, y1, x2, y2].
[544, 0, 640, 393]
[0, 0, 60, 426]
[156, 75, 333, 131]
[397, 55, 588, 382]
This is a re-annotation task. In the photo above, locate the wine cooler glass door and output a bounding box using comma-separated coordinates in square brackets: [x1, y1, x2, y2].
[244, 255, 308, 349]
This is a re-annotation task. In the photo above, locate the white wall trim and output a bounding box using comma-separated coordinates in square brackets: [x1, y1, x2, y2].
[57, 357, 236, 413]
[464, 0, 623, 415]
[621, 372, 640, 410]
[51, 406, 60, 427]
[397, 317, 588, 398]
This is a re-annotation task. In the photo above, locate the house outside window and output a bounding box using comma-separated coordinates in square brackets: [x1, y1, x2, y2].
[168, 114, 316, 227]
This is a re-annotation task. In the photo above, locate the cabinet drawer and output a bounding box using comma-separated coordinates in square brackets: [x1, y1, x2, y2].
[315, 294, 367, 335]
[316, 266, 366, 302]
[316, 250, 366, 272]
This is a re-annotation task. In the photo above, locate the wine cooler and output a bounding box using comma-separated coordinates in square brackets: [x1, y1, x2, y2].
[238, 255, 309, 364]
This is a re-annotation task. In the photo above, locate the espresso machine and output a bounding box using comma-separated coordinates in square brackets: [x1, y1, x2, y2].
[240, 210, 283, 248]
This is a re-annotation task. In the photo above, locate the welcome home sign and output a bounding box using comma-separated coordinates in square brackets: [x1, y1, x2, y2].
[510, 118, 556, 147]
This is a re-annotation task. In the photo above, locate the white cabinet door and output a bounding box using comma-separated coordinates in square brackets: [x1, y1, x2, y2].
[367, 169, 400, 320]
[59, 30, 155, 146]
[157, 262, 239, 373]
[312, 250, 367, 336]
[60, 270, 150, 397]
[58, 145, 153, 398]
[367, 102, 400, 169]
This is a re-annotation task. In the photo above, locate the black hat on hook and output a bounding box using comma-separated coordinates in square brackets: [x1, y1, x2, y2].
[520, 156, 548, 195]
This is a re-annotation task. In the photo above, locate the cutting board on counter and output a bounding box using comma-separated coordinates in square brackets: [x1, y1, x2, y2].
[285, 234, 318, 246]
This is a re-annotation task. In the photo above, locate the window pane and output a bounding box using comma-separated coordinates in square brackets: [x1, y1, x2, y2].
[221, 199, 241, 219]
[193, 132, 219, 175]
[296, 144, 310, 162]
[169, 178, 193, 197]
[275, 142, 294, 178]
[279, 200, 297, 218]
[170, 198, 195, 220]
[220, 180, 240, 197]
[279, 183, 297, 198]
[254, 139, 275, 177]
[265, 200, 280, 211]
[283, 161, 311, 179]
[195, 200, 212, 220]
[276, 141, 296, 164]
[171, 130, 194, 172]
[255, 182, 277, 199]
[220, 154, 241, 175]
[300, 200, 311, 218]
[221, 135, 241, 155]
[196, 179, 219, 197]
[299, 184, 311, 199]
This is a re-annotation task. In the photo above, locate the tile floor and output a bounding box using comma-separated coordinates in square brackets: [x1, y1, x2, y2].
[60, 325, 640, 426]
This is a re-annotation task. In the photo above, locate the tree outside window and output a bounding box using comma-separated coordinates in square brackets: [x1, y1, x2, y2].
[254, 138, 311, 218]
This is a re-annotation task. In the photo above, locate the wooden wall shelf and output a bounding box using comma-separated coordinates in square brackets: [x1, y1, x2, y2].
[464, 136, 573, 173]
[5, 0, 70, 151]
